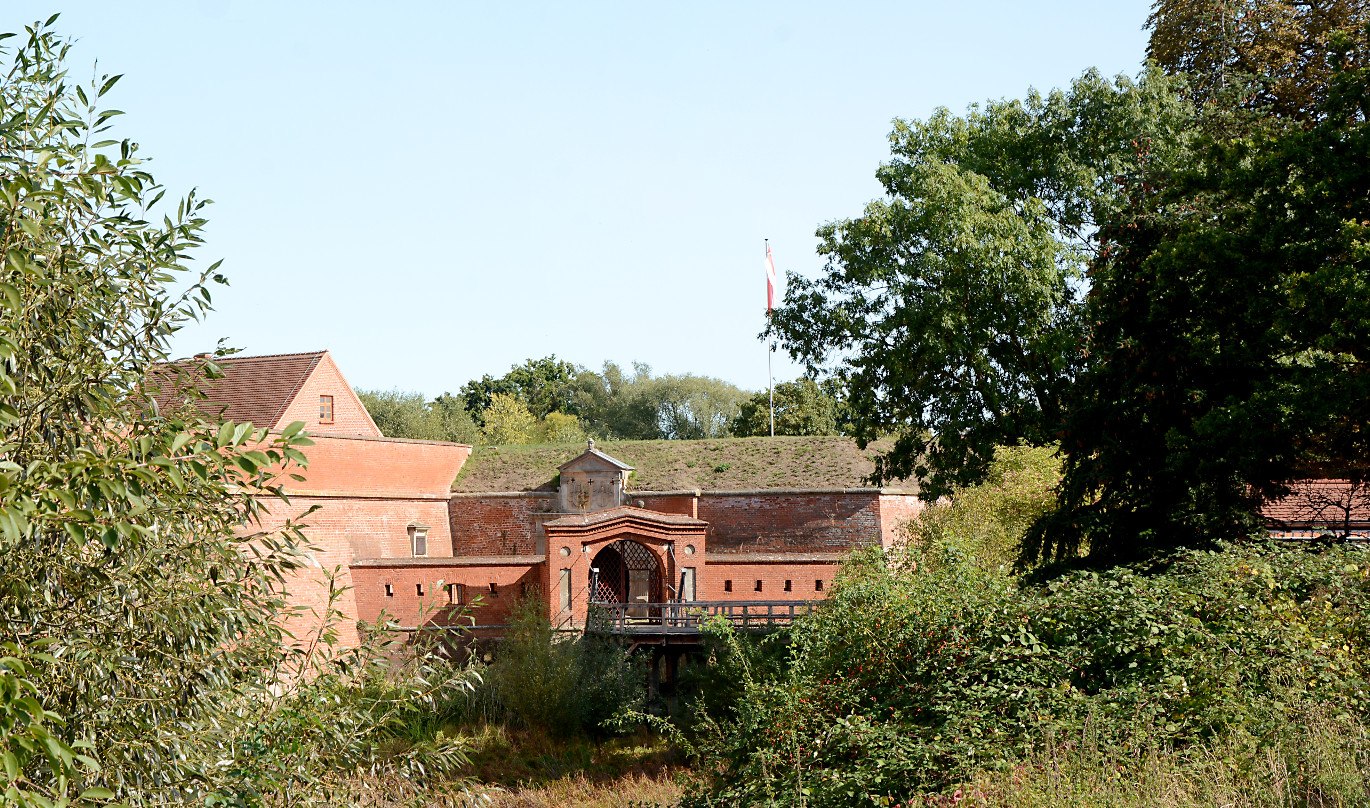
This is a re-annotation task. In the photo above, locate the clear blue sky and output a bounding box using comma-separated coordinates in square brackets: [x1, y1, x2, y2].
[9, 2, 1154, 397]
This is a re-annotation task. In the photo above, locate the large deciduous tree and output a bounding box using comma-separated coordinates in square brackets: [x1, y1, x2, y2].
[768, 70, 1195, 499]
[1027, 47, 1370, 563]
[1148, 0, 1369, 119]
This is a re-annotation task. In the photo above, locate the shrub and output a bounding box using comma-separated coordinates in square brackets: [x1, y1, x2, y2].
[470, 598, 643, 739]
[684, 542, 1370, 806]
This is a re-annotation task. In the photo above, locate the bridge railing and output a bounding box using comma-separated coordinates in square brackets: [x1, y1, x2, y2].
[587, 599, 818, 634]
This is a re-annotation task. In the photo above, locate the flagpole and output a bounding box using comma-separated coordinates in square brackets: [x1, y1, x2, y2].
[766, 239, 774, 437]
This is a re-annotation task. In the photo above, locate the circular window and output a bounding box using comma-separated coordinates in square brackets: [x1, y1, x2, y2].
[684, 544, 696, 556]
[559, 546, 571, 557]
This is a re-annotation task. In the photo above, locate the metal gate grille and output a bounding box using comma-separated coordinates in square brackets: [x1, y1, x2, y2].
[590, 540, 662, 604]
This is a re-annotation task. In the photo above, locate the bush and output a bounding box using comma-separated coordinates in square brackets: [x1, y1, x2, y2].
[684, 542, 1370, 806]
[464, 598, 644, 739]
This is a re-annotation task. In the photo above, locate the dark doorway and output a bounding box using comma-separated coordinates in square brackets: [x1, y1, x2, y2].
[590, 539, 663, 607]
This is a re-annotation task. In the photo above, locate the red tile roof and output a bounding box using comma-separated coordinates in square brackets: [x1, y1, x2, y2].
[1261, 479, 1370, 528]
[152, 351, 326, 429]
[543, 505, 707, 528]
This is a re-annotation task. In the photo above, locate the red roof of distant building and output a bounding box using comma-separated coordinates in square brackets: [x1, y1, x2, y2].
[152, 351, 326, 429]
[1261, 479, 1370, 528]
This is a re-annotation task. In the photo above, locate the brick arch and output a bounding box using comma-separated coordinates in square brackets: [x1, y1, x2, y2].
[589, 539, 663, 604]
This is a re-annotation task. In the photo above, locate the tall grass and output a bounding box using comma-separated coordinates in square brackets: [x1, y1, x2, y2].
[962, 709, 1370, 807]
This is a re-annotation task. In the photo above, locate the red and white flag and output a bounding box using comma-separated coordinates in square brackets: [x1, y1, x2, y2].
[765, 242, 778, 311]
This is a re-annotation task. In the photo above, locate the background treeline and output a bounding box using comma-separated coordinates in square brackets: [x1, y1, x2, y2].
[357, 358, 851, 445]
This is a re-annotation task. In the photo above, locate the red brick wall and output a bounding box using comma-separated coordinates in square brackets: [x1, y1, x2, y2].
[878, 493, 924, 550]
[289, 436, 470, 499]
[280, 352, 382, 438]
[253, 494, 454, 648]
[698, 561, 839, 601]
[351, 563, 541, 629]
[449, 494, 555, 555]
[635, 493, 698, 518]
[697, 492, 884, 554]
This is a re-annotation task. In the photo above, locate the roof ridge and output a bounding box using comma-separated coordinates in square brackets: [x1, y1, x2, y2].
[209, 350, 329, 363]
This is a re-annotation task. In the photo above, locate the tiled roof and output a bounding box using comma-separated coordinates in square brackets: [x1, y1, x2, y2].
[1261, 479, 1370, 527]
[543, 505, 707, 528]
[152, 351, 325, 429]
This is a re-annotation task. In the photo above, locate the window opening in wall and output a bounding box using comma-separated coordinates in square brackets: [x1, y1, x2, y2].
[319, 395, 334, 423]
[724, 579, 732, 593]
[784, 579, 792, 592]
[681, 567, 696, 602]
[384, 583, 393, 598]
[416, 583, 424, 596]
[409, 525, 429, 557]
[755, 580, 763, 592]
[489, 583, 498, 597]
[448, 583, 465, 605]
[815, 579, 824, 592]
[559, 569, 571, 611]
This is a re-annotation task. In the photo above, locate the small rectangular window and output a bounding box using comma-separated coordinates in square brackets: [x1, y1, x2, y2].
[449, 583, 466, 605]
[755, 580, 763, 592]
[416, 582, 424, 597]
[559, 569, 572, 611]
[319, 395, 334, 423]
[784, 579, 792, 592]
[489, 583, 498, 597]
[681, 568, 696, 602]
[384, 583, 393, 598]
[724, 579, 732, 593]
[815, 579, 824, 592]
[410, 527, 428, 557]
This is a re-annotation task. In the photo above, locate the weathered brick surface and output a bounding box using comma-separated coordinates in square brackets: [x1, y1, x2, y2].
[878, 493, 925, 549]
[351, 562, 541, 629]
[635, 493, 698, 518]
[697, 492, 885, 553]
[699, 560, 838, 601]
[277, 352, 383, 438]
[449, 494, 555, 556]
[254, 494, 455, 648]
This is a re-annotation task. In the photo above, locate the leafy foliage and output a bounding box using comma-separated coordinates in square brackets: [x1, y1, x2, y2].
[355, 388, 480, 444]
[1029, 40, 1370, 564]
[731, 377, 845, 438]
[684, 542, 1370, 806]
[452, 598, 644, 740]
[461, 355, 582, 425]
[0, 20, 483, 804]
[902, 445, 1060, 572]
[575, 361, 753, 441]
[1147, 0, 1369, 119]
[767, 69, 1196, 499]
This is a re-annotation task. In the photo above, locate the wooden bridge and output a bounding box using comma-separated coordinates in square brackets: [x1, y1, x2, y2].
[587, 599, 818, 648]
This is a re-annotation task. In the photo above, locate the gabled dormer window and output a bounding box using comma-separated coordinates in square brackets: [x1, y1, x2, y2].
[319, 395, 334, 423]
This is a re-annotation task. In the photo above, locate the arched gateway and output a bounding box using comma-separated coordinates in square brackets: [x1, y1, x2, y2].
[590, 539, 663, 605]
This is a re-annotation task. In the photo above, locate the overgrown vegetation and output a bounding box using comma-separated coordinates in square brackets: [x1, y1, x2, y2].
[0, 20, 482, 805]
[682, 540, 1370, 806]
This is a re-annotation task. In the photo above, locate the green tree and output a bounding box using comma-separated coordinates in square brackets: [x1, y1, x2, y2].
[481, 392, 539, 444]
[573, 361, 662, 440]
[652, 373, 751, 440]
[461, 355, 582, 424]
[1027, 50, 1370, 564]
[768, 69, 1196, 499]
[0, 21, 478, 803]
[1147, 0, 1369, 119]
[732, 377, 842, 437]
[0, 19, 313, 798]
[356, 388, 480, 443]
